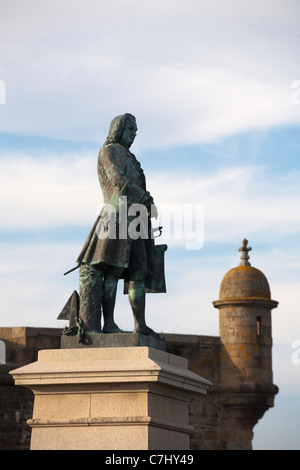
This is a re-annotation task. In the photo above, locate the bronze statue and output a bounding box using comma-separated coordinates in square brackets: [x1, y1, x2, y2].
[65, 114, 167, 341]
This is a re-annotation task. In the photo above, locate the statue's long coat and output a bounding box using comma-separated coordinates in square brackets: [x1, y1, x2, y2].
[77, 143, 157, 277]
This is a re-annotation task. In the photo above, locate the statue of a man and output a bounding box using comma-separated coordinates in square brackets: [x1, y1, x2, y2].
[76, 113, 164, 340]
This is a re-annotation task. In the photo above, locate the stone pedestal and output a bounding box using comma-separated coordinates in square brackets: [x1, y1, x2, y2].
[10, 346, 211, 450]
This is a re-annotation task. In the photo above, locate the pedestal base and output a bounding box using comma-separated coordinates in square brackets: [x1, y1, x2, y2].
[61, 332, 167, 352]
[11, 347, 211, 450]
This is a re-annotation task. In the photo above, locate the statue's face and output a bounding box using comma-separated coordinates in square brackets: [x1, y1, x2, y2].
[120, 118, 137, 149]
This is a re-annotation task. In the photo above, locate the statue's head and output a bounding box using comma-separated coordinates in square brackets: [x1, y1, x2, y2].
[105, 113, 137, 149]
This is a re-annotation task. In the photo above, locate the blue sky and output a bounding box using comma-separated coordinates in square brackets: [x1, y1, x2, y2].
[1, 0, 300, 449]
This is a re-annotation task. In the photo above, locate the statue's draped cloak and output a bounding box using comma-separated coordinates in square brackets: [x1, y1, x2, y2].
[77, 143, 167, 293]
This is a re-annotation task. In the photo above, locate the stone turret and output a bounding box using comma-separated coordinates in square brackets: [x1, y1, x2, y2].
[213, 239, 279, 449]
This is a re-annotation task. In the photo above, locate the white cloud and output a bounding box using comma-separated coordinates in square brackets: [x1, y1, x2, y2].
[0, 241, 79, 328]
[1, 0, 300, 147]
[0, 152, 100, 229]
[1, 152, 300, 248]
[150, 165, 300, 248]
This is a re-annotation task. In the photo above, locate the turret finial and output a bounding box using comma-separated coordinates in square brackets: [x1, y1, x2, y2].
[238, 239, 252, 266]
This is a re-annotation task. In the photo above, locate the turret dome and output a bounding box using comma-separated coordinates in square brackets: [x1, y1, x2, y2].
[214, 239, 277, 307]
[219, 265, 271, 300]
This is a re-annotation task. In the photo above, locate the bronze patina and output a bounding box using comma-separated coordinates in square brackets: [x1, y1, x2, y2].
[61, 114, 167, 342]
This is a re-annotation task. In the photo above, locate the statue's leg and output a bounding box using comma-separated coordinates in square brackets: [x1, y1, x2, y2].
[79, 264, 103, 332]
[128, 279, 146, 331]
[102, 267, 123, 334]
[128, 240, 161, 340]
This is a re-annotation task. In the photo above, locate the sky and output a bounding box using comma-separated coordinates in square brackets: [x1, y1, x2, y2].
[0, 0, 300, 450]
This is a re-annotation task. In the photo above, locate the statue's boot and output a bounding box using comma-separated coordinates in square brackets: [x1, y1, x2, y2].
[128, 280, 163, 341]
[79, 265, 102, 332]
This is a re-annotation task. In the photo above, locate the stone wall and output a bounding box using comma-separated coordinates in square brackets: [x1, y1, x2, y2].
[0, 328, 62, 450]
[0, 327, 62, 366]
[0, 365, 33, 450]
[164, 334, 223, 449]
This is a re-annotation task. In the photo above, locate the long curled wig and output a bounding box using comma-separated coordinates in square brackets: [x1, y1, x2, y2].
[105, 113, 136, 145]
